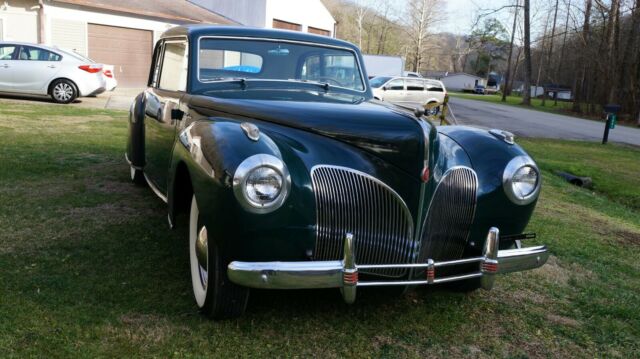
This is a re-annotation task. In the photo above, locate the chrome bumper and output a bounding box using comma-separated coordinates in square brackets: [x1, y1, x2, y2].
[227, 228, 549, 303]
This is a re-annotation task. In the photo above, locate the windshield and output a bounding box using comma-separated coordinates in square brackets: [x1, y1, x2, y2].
[198, 38, 365, 92]
[369, 76, 392, 88]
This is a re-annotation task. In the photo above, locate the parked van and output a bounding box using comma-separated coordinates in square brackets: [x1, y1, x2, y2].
[370, 76, 447, 115]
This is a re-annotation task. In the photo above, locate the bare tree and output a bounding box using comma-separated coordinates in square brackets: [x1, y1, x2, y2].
[353, 0, 371, 49]
[541, 0, 560, 106]
[502, 0, 520, 102]
[522, 0, 532, 105]
[405, 0, 443, 73]
[572, 0, 592, 113]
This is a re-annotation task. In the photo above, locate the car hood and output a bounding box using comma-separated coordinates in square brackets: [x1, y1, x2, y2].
[188, 90, 428, 177]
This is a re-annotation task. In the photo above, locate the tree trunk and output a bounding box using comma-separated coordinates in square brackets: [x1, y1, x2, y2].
[555, 0, 572, 106]
[522, 0, 532, 105]
[510, 48, 523, 95]
[542, 0, 559, 107]
[502, 0, 519, 102]
[572, 0, 592, 113]
[606, 0, 620, 104]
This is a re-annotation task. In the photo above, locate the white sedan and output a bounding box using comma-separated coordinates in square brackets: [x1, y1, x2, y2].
[0, 42, 106, 104]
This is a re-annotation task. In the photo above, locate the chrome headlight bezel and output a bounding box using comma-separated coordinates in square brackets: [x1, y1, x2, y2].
[233, 154, 291, 214]
[502, 156, 541, 205]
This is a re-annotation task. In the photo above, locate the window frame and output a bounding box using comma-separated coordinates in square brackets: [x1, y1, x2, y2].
[155, 37, 189, 92]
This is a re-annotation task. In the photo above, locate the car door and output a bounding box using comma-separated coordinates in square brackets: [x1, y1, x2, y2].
[405, 78, 426, 106]
[383, 78, 406, 103]
[426, 80, 445, 103]
[11, 45, 63, 94]
[0, 44, 18, 91]
[144, 39, 189, 194]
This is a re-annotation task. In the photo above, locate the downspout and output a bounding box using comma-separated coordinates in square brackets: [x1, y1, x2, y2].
[38, 0, 46, 44]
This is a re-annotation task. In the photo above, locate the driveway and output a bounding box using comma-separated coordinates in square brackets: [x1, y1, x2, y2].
[0, 87, 141, 111]
[448, 97, 640, 146]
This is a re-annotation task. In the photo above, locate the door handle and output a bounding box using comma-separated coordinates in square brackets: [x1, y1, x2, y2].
[47, 65, 56, 68]
[0, 64, 8, 68]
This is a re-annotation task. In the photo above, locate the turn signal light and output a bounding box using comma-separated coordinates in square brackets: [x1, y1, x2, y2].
[343, 271, 358, 285]
[103, 69, 113, 78]
[481, 262, 498, 273]
[78, 64, 103, 73]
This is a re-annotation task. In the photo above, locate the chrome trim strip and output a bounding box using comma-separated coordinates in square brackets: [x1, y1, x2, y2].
[124, 152, 143, 170]
[196, 36, 369, 94]
[144, 173, 168, 203]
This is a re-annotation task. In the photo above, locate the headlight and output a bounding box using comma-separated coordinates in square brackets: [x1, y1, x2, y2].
[503, 156, 541, 205]
[233, 154, 291, 213]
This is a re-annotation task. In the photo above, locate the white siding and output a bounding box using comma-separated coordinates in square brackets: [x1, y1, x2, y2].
[0, 18, 3, 40]
[441, 75, 485, 91]
[0, 0, 38, 42]
[190, 0, 267, 27]
[50, 18, 87, 55]
[265, 0, 334, 35]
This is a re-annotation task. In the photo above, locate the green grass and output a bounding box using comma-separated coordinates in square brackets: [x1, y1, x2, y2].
[1, 102, 639, 357]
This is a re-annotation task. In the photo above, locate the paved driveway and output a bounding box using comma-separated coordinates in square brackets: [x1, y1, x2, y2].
[0, 88, 141, 111]
[448, 96, 640, 146]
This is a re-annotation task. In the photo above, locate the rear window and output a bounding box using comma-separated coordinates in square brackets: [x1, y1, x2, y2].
[427, 81, 443, 92]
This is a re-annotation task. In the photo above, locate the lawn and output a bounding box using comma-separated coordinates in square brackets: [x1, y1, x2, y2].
[1, 102, 639, 357]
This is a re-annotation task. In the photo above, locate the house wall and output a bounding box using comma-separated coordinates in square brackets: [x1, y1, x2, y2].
[189, 0, 335, 36]
[189, 0, 267, 27]
[43, 2, 179, 55]
[0, 0, 39, 42]
[441, 75, 485, 91]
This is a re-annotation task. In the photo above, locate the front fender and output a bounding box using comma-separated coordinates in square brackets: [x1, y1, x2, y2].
[437, 126, 538, 250]
[169, 118, 316, 262]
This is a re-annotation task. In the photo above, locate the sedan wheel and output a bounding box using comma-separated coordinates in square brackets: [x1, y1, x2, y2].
[50, 80, 77, 104]
[188, 195, 249, 319]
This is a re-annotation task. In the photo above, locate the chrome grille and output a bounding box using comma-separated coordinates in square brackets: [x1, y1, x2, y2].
[311, 166, 415, 277]
[419, 167, 478, 262]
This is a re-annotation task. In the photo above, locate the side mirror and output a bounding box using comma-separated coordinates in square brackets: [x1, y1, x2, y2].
[382, 86, 387, 91]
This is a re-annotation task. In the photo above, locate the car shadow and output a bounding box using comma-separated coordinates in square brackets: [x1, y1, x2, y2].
[0, 92, 82, 104]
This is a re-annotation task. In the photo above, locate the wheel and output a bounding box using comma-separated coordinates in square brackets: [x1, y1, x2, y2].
[50, 79, 78, 104]
[426, 103, 440, 116]
[129, 165, 146, 186]
[189, 195, 249, 319]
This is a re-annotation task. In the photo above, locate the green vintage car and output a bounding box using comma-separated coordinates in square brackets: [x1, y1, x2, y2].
[126, 25, 548, 319]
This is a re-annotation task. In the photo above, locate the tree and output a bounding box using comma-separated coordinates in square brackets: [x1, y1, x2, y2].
[522, 0, 532, 106]
[571, 0, 592, 113]
[502, 0, 520, 102]
[467, 18, 509, 76]
[405, 0, 443, 73]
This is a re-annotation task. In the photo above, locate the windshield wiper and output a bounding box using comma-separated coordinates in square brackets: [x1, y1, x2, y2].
[288, 79, 331, 92]
[202, 77, 248, 89]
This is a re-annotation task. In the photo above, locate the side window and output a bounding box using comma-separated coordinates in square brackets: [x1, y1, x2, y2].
[18, 46, 61, 61]
[406, 79, 425, 91]
[387, 79, 404, 91]
[0, 45, 18, 60]
[426, 82, 444, 92]
[159, 41, 188, 92]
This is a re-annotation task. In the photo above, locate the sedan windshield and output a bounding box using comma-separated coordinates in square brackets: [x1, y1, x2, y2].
[198, 38, 365, 92]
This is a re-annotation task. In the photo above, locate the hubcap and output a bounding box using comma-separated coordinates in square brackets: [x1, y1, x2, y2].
[53, 83, 73, 101]
[196, 227, 209, 289]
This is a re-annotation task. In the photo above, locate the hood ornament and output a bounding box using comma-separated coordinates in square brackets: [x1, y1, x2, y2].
[489, 129, 515, 145]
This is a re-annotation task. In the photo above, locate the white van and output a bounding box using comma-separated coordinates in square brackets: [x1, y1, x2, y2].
[370, 76, 447, 115]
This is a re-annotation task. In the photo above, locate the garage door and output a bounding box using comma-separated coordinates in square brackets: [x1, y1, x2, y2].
[88, 24, 152, 88]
